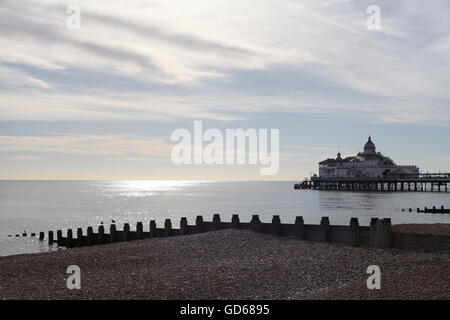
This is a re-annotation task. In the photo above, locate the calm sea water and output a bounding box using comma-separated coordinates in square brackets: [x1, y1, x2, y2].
[1, 180, 449, 256]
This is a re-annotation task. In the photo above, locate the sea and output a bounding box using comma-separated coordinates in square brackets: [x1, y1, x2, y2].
[1, 180, 449, 257]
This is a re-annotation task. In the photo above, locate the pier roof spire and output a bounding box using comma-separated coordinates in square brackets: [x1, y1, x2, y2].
[363, 136, 376, 154]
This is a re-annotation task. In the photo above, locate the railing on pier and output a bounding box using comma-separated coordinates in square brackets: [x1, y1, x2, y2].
[295, 174, 450, 192]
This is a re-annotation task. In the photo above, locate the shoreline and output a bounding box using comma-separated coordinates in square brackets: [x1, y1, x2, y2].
[1, 224, 449, 300]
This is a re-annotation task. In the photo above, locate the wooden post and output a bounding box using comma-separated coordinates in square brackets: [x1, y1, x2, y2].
[212, 214, 221, 230]
[123, 223, 130, 241]
[231, 214, 240, 228]
[369, 218, 378, 247]
[87, 226, 93, 245]
[250, 215, 261, 232]
[272, 215, 282, 236]
[294, 216, 305, 240]
[98, 225, 105, 244]
[48, 231, 54, 245]
[110, 224, 116, 243]
[77, 228, 83, 247]
[164, 219, 172, 237]
[57, 230, 62, 245]
[39, 232, 44, 241]
[350, 218, 360, 246]
[382, 218, 392, 248]
[196, 215, 204, 233]
[180, 217, 188, 235]
[376, 219, 384, 248]
[136, 222, 143, 239]
[67, 229, 73, 248]
[149, 220, 157, 238]
[320, 217, 331, 242]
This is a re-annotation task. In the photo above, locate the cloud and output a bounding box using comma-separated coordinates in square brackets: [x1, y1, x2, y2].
[7, 155, 41, 161]
[0, 135, 173, 159]
[0, 65, 51, 89]
[0, 0, 449, 125]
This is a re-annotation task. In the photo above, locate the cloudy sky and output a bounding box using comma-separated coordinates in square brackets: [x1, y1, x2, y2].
[1, 0, 449, 180]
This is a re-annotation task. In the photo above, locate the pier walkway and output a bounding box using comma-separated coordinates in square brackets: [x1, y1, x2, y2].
[295, 173, 450, 192]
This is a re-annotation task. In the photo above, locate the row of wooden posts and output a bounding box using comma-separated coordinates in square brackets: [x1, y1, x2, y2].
[41, 214, 394, 249]
[402, 206, 450, 214]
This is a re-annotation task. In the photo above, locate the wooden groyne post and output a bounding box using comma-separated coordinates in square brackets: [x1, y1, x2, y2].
[272, 215, 282, 236]
[295, 216, 305, 239]
[123, 223, 130, 241]
[250, 215, 262, 232]
[320, 217, 331, 242]
[98, 225, 105, 244]
[350, 217, 360, 246]
[47, 213, 450, 253]
[149, 220, 157, 238]
[231, 214, 240, 228]
[110, 224, 116, 243]
[196, 215, 204, 233]
[164, 219, 172, 237]
[180, 217, 188, 235]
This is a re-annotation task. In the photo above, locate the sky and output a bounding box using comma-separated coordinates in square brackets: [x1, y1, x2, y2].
[0, 0, 449, 180]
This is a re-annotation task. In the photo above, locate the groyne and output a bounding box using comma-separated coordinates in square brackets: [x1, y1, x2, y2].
[40, 215, 450, 252]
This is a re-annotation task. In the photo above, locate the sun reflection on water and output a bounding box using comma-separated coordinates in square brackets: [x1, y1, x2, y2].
[93, 180, 205, 198]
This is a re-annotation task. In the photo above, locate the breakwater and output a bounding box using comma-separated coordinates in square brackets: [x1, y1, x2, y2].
[38, 214, 450, 252]
[402, 206, 450, 214]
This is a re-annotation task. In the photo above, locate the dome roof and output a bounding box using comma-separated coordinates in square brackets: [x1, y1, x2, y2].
[363, 136, 376, 153]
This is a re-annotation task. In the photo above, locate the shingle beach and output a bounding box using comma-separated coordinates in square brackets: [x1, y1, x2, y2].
[1, 225, 449, 300]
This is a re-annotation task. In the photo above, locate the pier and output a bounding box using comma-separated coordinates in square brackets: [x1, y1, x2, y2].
[295, 173, 450, 192]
